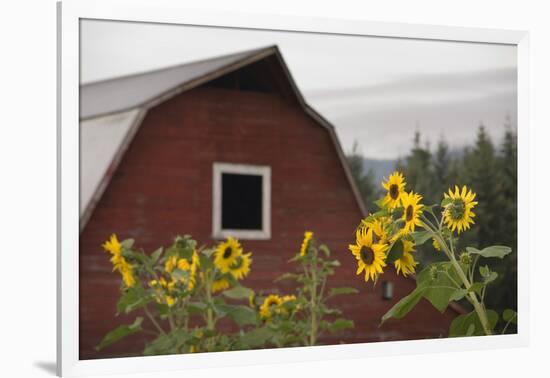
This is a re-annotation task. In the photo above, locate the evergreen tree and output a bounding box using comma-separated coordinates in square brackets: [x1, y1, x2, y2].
[433, 137, 451, 192]
[401, 131, 436, 203]
[492, 117, 518, 317]
[346, 142, 379, 207]
[460, 125, 503, 247]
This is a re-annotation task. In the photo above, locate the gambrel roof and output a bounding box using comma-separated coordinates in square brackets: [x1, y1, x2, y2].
[80, 46, 367, 228]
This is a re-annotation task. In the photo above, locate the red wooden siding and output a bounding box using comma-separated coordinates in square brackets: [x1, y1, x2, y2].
[79, 83, 458, 359]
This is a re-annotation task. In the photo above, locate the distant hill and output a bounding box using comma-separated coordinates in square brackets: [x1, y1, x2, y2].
[362, 158, 397, 185]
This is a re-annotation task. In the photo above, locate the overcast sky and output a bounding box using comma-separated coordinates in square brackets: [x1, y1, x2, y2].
[81, 19, 517, 160]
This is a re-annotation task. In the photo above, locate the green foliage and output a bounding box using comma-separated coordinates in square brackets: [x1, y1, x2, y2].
[327, 287, 359, 298]
[449, 310, 499, 337]
[116, 286, 152, 315]
[266, 237, 356, 347]
[382, 262, 464, 323]
[98, 233, 354, 356]
[97, 317, 143, 350]
[388, 122, 517, 315]
[466, 246, 512, 259]
[222, 286, 254, 300]
[381, 287, 425, 323]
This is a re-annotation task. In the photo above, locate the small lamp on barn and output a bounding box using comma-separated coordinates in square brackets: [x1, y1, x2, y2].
[382, 280, 394, 300]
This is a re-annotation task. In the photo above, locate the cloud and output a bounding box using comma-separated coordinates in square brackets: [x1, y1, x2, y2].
[305, 67, 516, 117]
[319, 90, 517, 160]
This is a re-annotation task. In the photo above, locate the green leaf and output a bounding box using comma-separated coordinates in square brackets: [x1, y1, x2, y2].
[479, 265, 490, 277]
[222, 286, 255, 300]
[319, 244, 331, 257]
[381, 287, 424, 324]
[449, 289, 467, 301]
[484, 271, 498, 285]
[466, 246, 512, 259]
[383, 262, 464, 323]
[275, 272, 301, 282]
[238, 326, 274, 348]
[468, 283, 484, 295]
[441, 197, 452, 207]
[503, 309, 517, 324]
[374, 198, 386, 209]
[198, 253, 214, 270]
[386, 241, 404, 263]
[479, 265, 498, 284]
[215, 304, 258, 327]
[143, 329, 190, 355]
[326, 318, 354, 332]
[449, 310, 498, 337]
[116, 287, 152, 315]
[150, 247, 163, 264]
[120, 239, 135, 249]
[411, 231, 433, 246]
[422, 204, 437, 217]
[96, 317, 143, 350]
[416, 263, 461, 313]
[328, 287, 359, 297]
[171, 268, 190, 281]
[325, 260, 341, 267]
[187, 302, 208, 314]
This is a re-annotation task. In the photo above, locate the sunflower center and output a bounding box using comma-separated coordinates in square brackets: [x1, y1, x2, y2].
[449, 199, 465, 220]
[360, 246, 375, 265]
[389, 184, 399, 200]
[223, 247, 233, 259]
[405, 205, 414, 222]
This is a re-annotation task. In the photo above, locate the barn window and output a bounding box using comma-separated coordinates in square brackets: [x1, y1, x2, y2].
[212, 163, 271, 240]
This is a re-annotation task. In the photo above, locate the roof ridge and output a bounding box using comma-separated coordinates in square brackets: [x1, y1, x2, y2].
[81, 45, 278, 87]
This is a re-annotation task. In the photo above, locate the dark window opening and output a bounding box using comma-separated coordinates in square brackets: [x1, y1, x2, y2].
[221, 173, 263, 230]
[204, 61, 275, 93]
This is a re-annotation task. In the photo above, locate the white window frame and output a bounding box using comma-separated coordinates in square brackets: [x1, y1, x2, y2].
[212, 162, 271, 240]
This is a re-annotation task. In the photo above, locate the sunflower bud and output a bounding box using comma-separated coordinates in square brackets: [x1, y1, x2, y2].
[459, 252, 472, 265]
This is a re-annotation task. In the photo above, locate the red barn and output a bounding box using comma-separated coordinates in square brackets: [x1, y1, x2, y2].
[79, 46, 461, 359]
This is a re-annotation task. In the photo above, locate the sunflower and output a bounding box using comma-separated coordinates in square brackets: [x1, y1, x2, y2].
[228, 252, 252, 280]
[348, 227, 388, 282]
[164, 255, 190, 273]
[211, 278, 230, 293]
[381, 172, 407, 208]
[102, 234, 135, 287]
[259, 294, 283, 320]
[300, 231, 313, 256]
[443, 185, 478, 233]
[401, 191, 423, 233]
[394, 240, 418, 277]
[103, 234, 122, 256]
[361, 217, 389, 245]
[165, 295, 176, 307]
[214, 237, 243, 272]
[278, 295, 298, 315]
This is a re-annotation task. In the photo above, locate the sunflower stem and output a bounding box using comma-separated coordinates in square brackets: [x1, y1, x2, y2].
[310, 256, 318, 346]
[205, 270, 215, 331]
[419, 220, 492, 336]
[144, 304, 166, 335]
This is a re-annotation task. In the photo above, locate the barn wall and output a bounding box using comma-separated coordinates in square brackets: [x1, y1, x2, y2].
[79, 85, 458, 359]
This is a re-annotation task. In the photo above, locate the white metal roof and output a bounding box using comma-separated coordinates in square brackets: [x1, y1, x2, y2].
[80, 47, 274, 120]
[80, 109, 142, 217]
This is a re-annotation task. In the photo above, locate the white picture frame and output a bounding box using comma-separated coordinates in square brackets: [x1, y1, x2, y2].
[58, 1, 529, 376]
